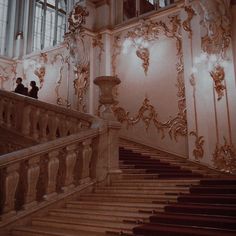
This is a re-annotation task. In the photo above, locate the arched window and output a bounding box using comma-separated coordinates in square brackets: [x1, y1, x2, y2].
[0, 0, 9, 55]
[33, 0, 67, 51]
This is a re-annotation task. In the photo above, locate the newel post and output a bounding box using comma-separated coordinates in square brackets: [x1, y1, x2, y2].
[93, 76, 122, 182]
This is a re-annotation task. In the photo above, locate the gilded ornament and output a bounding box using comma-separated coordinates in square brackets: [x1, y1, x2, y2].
[182, 6, 196, 39]
[66, 3, 89, 35]
[112, 35, 122, 76]
[111, 16, 187, 141]
[73, 64, 89, 112]
[112, 97, 187, 141]
[92, 34, 104, 64]
[189, 131, 204, 160]
[65, 4, 90, 112]
[34, 67, 46, 89]
[136, 48, 149, 76]
[213, 137, 236, 173]
[209, 65, 226, 100]
[196, 0, 231, 57]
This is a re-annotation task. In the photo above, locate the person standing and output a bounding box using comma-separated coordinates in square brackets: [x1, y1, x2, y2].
[14, 77, 26, 95]
[28, 81, 39, 99]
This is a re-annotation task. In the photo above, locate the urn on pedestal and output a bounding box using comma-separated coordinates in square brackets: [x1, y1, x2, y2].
[94, 76, 121, 120]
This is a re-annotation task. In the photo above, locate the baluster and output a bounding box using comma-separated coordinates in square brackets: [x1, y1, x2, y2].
[48, 111, 58, 140]
[44, 150, 60, 200]
[23, 156, 40, 209]
[29, 107, 40, 140]
[0, 97, 4, 125]
[39, 110, 49, 142]
[62, 144, 77, 192]
[58, 115, 67, 137]
[22, 105, 32, 137]
[1, 163, 20, 219]
[78, 139, 92, 184]
[6, 100, 13, 128]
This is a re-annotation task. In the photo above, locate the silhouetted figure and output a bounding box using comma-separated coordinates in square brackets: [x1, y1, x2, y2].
[29, 81, 39, 99]
[14, 77, 26, 95]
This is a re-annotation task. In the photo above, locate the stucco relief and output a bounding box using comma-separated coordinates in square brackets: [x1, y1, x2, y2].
[92, 34, 104, 66]
[193, 0, 231, 56]
[213, 137, 236, 173]
[64, 3, 90, 112]
[182, 5, 196, 39]
[51, 53, 71, 108]
[113, 97, 186, 141]
[0, 62, 16, 89]
[33, 53, 48, 89]
[112, 16, 187, 141]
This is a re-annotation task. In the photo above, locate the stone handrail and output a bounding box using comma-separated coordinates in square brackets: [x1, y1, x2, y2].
[0, 129, 99, 223]
[0, 90, 97, 143]
[0, 90, 121, 226]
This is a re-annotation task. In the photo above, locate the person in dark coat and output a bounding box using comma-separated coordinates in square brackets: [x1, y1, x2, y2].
[14, 77, 26, 95]
[28, 81, 39, 99]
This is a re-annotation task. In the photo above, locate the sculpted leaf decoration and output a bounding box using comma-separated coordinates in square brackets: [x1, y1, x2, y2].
[213, 137, 236, 173]
[112, 97, 187, 141]
[189, 131, 205, 160]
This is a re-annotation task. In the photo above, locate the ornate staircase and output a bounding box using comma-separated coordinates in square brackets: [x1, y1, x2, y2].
[9, 141, 236, 236]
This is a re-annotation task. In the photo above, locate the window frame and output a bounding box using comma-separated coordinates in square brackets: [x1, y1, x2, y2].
[32, 0, 67, 51]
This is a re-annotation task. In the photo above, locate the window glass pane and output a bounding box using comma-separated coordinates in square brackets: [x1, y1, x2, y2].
[33, 0, 67, 51]
[57, 12, 66, 44]
[44, 7, 56, 48]
[47, 0, 56, 6]
[33, 2, 43, 51]
[0, 0, 8, 55]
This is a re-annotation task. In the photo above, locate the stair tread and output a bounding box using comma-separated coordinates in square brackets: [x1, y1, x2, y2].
[32, 215, 137, 231]
[13, 226, 107, 236]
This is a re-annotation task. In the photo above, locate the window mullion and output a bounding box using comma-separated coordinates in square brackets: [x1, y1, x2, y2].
[53, 0, 59, 45]
[41, 0, 46, 49]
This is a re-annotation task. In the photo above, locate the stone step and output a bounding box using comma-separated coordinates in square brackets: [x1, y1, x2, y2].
[120, 173, 160, 179]
[66, 201, 165, 212]
[49, 208, 150, 222]
[32, 216, 136, 234]
[121, 168, 147, 174]
[97, 186, 190, 191]
[12, 226, 107, 236]
[112, 179, 200, 185]
[94, 187, 189, 195]
[78, 193, 177, 204]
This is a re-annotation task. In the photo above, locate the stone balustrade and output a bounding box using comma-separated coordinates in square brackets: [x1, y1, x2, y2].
[0, 129, 99, 223]
[0, 90, 96, 143]
[0, 89, 121, 226]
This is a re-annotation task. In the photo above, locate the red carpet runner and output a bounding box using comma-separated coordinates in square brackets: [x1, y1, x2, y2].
[119, 147, 236, 236]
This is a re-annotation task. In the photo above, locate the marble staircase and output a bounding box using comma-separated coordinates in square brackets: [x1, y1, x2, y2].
[10, 142, 219, 236]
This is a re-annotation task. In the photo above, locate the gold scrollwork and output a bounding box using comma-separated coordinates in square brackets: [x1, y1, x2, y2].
[198, 0, 231, 57]
[92, 34, 104, 64]
[34, 67, 46, 89]
[136, 48, 149, 76]
[73, 64, 89, 112]
[182, 6, 196, 39]
[213, 137, 236, 173]
[189, 131, 204, 160]
[112, 97, 187, 141]
[111, 16, 187, 141]
[112, 35, 122, 76]
[210, 65, 226, 101]
[33, 52, 48, 89]
[66, 3, 89, 36]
